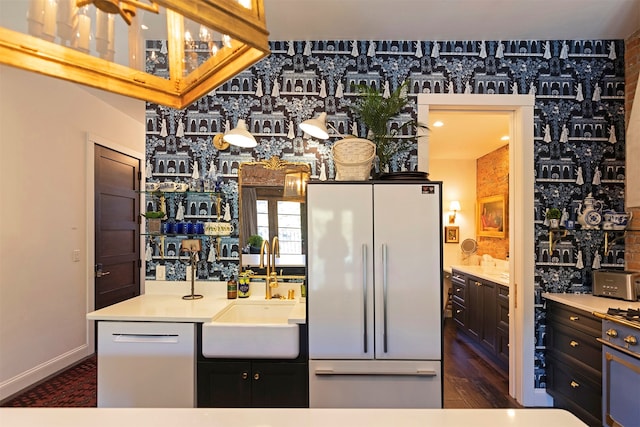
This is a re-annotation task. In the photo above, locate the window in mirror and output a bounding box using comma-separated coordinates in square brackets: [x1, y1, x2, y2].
[277, 201, 302, 255]
[255, 199, 303, 255]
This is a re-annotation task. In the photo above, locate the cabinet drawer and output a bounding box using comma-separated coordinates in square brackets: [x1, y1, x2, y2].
[547, 356, 601, 421]
[547, 302, 600, 337]
[548, 322, 602, 372]
[452, 281, 466, 304]
[452, 301, 466, 328]
[497, 285, 509, 301]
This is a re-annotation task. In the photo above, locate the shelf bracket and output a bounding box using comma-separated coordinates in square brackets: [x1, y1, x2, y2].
[604, 231, 626, 254]
[549, 229, 568, 252]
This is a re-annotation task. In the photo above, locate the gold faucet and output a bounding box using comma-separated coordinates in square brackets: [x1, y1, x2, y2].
[259, 237, 280, 299]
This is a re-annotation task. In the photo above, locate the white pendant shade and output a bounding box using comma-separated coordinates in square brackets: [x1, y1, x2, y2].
[223, 119, 257, 148]
[299, 112, 329, 140]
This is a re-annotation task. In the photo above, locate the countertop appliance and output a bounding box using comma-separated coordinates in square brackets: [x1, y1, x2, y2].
[306, 181, 443, 408]
[593, 270, 640, 301]
[97, 321, 195, 407]
[595, 308, 640, 426]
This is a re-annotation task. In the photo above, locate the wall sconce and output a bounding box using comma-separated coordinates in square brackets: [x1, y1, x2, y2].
[223, 119, 257, 148]
[449, 200, 461, 224]
[283, 170, 310, 202]
[299, 112, 343, 139]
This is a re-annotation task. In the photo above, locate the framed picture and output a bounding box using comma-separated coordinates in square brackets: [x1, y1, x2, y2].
[444, 226, 460, 243]
[477, 194, 506, 238]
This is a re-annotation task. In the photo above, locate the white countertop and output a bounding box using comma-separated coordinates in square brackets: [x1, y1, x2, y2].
[450, 265, 510, 287]
[87, 281, 306, 324]
[542, 292, 640, 314]
[0, 408, 587, 427]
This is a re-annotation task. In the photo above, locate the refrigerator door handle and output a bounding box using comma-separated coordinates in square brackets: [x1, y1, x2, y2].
[314, 368, 438, 377]
[382, 243, 388, 353]
[362, 243, 368, 354]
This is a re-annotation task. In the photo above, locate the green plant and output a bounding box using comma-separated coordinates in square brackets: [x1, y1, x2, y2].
[248, 234, 263, 248]
[142, 211, 165, 219]
[349, 80, 427, 173]
[546, 208, 562, 219]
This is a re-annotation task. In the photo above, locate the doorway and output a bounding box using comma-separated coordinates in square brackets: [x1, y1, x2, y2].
[94, 144, 141, 310]
[417, 94, 541, 406]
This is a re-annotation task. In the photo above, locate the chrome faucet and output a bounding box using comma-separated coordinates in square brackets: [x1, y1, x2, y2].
[260, 236, 280, 299]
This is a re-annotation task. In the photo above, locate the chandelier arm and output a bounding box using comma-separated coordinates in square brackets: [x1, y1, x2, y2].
[121, 0, 160, 14]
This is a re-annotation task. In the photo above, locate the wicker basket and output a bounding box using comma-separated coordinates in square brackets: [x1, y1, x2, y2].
[331, 138, 376, 181]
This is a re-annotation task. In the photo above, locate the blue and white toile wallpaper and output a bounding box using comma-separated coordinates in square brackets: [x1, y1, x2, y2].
[144, 39, 626, 389]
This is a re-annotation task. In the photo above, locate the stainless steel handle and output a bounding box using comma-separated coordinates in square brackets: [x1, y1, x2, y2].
[382, 243, 388, 353]
[362, 244, 368, 354]
[112, 334, 179, 343]
[315, 369, 437, 377]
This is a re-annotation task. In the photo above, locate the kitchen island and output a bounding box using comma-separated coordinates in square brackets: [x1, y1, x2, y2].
[0, 407, 587, 426]
[87, 281, 306, 408]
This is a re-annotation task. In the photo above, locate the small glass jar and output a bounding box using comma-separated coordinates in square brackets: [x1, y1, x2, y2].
[227, 279, 237, 299]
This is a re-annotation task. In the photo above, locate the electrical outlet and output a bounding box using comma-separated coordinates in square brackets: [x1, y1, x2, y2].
[72, 249, 80, 262]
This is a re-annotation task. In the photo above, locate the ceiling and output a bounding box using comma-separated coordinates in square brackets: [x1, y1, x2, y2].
[264, 0, 640, 160]
[264, 0, 640, 42]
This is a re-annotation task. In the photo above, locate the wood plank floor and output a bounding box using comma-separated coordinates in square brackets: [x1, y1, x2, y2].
[443, 318, 521, 408]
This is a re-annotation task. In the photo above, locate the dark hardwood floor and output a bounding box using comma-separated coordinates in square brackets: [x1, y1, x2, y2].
[443, 317, 521, 408]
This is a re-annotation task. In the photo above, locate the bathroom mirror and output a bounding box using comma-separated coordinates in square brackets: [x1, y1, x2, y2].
[239, 157, 311, 271]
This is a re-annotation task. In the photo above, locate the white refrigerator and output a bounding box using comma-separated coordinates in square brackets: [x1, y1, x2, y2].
[307, 181, 443, 408]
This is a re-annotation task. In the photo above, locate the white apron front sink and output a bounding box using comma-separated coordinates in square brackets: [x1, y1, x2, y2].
[202, 301, 299, 359]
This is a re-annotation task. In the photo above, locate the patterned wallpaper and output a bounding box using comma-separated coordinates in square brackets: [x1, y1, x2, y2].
[144, 39, 626, 389]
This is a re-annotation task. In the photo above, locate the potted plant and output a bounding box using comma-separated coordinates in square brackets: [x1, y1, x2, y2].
[247, 234, 263, 254]
[546, 208, 562, 229]
[349, 80, 427, 175]
[142, 211, 165, 234]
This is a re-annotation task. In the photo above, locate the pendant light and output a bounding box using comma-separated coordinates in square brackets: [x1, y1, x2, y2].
[223, 119, 257, 148]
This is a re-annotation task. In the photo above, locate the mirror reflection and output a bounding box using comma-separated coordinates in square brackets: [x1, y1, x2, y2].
[239, 157, 311, 274]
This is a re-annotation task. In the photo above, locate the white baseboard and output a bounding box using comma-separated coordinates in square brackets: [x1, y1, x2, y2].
[0, 344, 91, 402]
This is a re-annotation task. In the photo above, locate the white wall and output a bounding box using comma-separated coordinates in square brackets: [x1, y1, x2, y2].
[0, 65, 145, 400]
[430, 158, 477, 269]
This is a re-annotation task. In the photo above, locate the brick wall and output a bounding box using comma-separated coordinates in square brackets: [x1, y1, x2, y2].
[476, 144, 509, 259]
[625, 30, 640, 271]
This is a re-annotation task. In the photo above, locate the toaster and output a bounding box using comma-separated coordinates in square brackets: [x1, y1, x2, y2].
[592, 270, 640, 301]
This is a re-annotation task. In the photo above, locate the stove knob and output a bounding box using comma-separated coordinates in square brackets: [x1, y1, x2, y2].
[624, 335, 638, 346]
[606, 329, 618, 338]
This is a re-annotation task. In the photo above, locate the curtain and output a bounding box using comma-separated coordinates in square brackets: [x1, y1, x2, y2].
[241, 187, 257, 248]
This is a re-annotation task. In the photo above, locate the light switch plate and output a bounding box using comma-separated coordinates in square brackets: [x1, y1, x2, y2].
[156, 265, 166, 280]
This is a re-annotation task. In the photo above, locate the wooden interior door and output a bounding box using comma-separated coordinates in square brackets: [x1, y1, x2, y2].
[94, 145, 140, 309]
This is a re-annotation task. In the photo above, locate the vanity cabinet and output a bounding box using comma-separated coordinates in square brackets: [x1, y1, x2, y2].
[451, 269, 509, 372]
[545, 301, 602, 427]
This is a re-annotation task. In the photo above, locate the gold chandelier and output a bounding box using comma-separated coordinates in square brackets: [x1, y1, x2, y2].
[0, 0, 270, 108]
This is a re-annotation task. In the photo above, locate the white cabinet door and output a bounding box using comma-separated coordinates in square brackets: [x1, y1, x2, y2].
[308, 184, 374, 359]
[373, 183, 442, 360]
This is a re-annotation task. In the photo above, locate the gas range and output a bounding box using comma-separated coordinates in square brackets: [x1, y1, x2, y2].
[596, 307, 640, 426]
[596, 308, 640, 358]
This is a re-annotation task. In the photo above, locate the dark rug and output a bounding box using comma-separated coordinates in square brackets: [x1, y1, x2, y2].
[1, 356, 97, 407]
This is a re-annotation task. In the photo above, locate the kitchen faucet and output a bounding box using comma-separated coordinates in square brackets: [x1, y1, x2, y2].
[260, 236, 280, 299]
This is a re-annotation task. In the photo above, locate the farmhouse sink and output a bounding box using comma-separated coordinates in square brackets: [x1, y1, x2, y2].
[201, 301, 299, 359]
